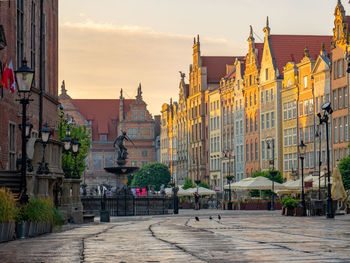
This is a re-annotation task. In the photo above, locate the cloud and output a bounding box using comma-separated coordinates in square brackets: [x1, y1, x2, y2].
[59, 19, 245, 115]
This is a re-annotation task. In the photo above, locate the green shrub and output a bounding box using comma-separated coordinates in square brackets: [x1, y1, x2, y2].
[0, 187, 17, 222]
[281, 196, 298, 209]
[52, 208, 64, 226]
[20, 197, 54, 223]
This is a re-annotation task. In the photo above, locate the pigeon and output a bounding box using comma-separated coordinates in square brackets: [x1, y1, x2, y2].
[195, 216, 199, 221]
[218, 214, 221, 220]
[209, 216, 212, 220]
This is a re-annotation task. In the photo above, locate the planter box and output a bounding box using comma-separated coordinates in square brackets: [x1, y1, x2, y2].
[0, 222, 15, 242]
[26, 222, 51, 238]
[294, 207, 305, 216]
[284, 207, 295, 216]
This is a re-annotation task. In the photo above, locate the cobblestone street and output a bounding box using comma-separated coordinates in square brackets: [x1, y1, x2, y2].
[0, 210, 350, 262]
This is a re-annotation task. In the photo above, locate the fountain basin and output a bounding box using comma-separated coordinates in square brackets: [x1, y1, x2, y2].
[104, 166, 139, 191]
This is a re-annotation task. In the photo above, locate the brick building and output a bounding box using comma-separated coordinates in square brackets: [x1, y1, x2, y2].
[0, 0, 59, 171]
[59, 83, 157, 192]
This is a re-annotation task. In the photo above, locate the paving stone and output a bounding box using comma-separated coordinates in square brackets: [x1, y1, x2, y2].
[0, 210, 349, 262]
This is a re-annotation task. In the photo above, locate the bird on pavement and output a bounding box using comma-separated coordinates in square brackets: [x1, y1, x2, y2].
[195, 216, 199, 221]
[209, 216, 212, 220]
[218, 214, 221, 220]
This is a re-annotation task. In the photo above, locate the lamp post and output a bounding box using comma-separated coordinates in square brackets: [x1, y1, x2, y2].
[318, 102, 334, 219]
[266, 138, 276, 211]
[169, 180, 179, 214]
[37, 123, 52, 174]
[71, 138, 81, 178]
[62, 125, 72, 178]
[299, 140, 307, 216]
[15, 59, 35, 204]
[223, 150, 234, 210]
[315, 126, 322, 200]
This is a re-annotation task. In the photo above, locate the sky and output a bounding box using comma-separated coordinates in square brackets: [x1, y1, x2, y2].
[59, 0, 350, 116]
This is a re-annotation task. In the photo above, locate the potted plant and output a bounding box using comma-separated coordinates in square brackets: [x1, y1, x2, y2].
[281, 196, 298, 216]
[0, 188, 17, 242]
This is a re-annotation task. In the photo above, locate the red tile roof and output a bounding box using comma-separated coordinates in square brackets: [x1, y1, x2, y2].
[269, 35, 332, 75]
[72, 99, 134, 142]
[201, 56, 243, 83]
[255, 43, 264, 65]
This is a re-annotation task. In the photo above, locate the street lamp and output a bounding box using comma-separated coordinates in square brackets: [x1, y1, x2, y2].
[15, 59, 34, 204]
[318, 102, 334, 219]
[71, 138, 81, 178]
[299, 140, 307, 216]
[223, 150, 234, 210]
[266, 138, 276, 211]
[169, 180, 179, 214]
[315, 126, 322, 200]
[61, 125, 72, 178]
[37, 123, 52, 174]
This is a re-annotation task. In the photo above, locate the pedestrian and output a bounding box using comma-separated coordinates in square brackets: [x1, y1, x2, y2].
[194, 192, 200, 210]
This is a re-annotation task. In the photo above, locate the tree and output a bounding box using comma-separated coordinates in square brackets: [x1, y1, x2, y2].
[58, 111, 91, 178]
[131, 162, 170, 191]
[252, 170, 283, 184]
[183, 178, 195, 189]
[338, 156, 350, 191]
[198, 182, 210, 189]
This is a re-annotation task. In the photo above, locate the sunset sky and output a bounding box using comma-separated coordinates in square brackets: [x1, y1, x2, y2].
[59, 0, 350, 116]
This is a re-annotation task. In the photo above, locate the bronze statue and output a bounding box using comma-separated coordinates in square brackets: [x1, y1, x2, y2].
[114, 130, 135, 164]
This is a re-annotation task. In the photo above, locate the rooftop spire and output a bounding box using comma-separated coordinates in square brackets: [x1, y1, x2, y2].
[263, 16, 271, 37]
[120, 88, 123, 99]
[136, 83, 143, 101]
[61, 80, 66, 95]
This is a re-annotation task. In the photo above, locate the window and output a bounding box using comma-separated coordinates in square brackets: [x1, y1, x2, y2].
[333, 90, 337, 110]
[265, 90, 269, 103]
[251, 143, 253, 161]
[104, 154, 114, 167]
[240, 120, 243, 134]
[284, 154, 288, 171]
[299, 102, 303, 116]
[304, 126, 309, 143]
[17, 0, 24, 67]
[299, 128, 304, 143]
[270, 89, 274, 101]
[255, 115, 258, 131]
[345, 116, 349, 141]
[284, 130, 288, 146]
[288, 102, 292, 119]
[9, 123, 16, 170]
[283, 104, 287, 120]
[339, 88, 343, 109]
[262, 141, 265, 160]
[265, 68, 268, 81]
[303, 76, 307, 89]
[261, 91, 264, 104]
[128, 128, 138, 138]
[250, 94, 252, 106]
[31, 0, 36, 70]
[246, 143, 249, 161]
[304, 100, 309, 115]
[266, 113, 270, 129]
[250, 117, 253, 132]
[288, 129, 292, 146]
[93, 154, 103, 170]
[345, 87, 348, 107]
[245, 97, 248, 107]
[334, 119, 338, 143]
[339, 118, 343, 142]
[292, 101, 297, 118]
[142, 150, 148, 157]
[255, 142, 258, 160]
[261, 114, 265, 130]
[254, 93, 257, 105]
[293, 128, 297, 145]
[271, 112, 275, 128]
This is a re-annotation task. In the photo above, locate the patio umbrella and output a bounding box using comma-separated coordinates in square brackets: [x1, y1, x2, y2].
[164, 187, 192, 197]
[241, 176, 285, 191]
[331, 166, 347, 201]
[187, 187, 216, 196]
[224, 177, 256, 189]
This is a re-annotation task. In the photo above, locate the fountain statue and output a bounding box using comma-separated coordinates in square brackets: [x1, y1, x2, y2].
[104, 130, 139, 192]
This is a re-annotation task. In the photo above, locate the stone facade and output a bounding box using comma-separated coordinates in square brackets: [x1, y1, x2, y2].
[0, 0, 59, 171]
[59, 84, 156, 193]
